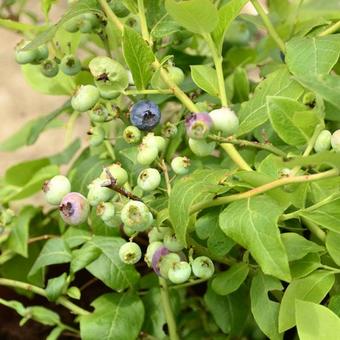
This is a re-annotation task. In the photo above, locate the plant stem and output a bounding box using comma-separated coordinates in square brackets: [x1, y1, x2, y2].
[98, 0, 124, 32]
[203, 33, 228, 107]
[28, 234, 58, 244]
[0, 278, 90, 316]
[123, 89, 172, 95]
[221, 143, 252, 171]
[104, 140, 116, 160]
[319, 20, 340, 37]
[159, 277, 179, 340]
[137, 0, 152, 45]
[209, 134, 287, 158]
[250, 0, 286, 53]
[301, 218, 326, 242]
[169, 278, 208, 290]
[160, 159, 172, 196]
[191, 168, 339, 213]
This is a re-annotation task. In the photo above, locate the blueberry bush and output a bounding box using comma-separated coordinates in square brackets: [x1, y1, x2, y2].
[1, 0, 340, 339]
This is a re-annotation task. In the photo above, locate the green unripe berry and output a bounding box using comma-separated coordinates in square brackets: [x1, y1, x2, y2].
[96, 202, 115, 222]
[168, 261, 191, 284]
[137, 168, 161, 192]
[171, 156, 190, 175]
[0, 209, 15, 226]
[209, 107, 239, 136]
[64, 16, 80, 33]
[143, 133, 167, 153]
[121, 200, 152, 231]
[100, 164, 128, 186]
[314, 130, 331, 153]
[79, 13, 100, 33]
[191, 256, 214, 279]
[60, 54, 82, 76]
[89, 126, 105, 147]
[71, 85, 100, 112]
[89, 105, 112, 123]
[188, 138, 215, 157]
[331, 130, 340, 152]
[164, 232, 185, 252]
[303, 92, 316, 107]
[35, 44, 49, 62]
[123, 126, 142, 144]
[109, 1, 129, 17]
[15, 40, 38, 64]
[123, 224, 135, 237]
[145, 241, 163, 267]
[87, 179, 114, 206]
[162, 122, 178, 138]
[137, 143, 158, 165]
[40, 59, 59, 78]
[43, 175, 71, 205]
[159, 253, 181, 279]
[119, 242, 142, 264]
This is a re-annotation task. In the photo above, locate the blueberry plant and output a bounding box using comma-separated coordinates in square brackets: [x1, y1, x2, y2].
[1, 0, 340, 339]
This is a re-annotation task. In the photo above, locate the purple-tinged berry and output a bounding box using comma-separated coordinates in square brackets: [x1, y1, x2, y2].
[96, 202, 115, 222]
[209, 107, 239, 136]
[168, 261, 191, 284]
[137, 168, 161, 192]
[188, 138, 215, 157]
[191, 256, 214, 279]
[71, 85, 100, 112]
[59, 192, 90, 225]
[43, 175, 71, 205]
[314, 130, 331, 153]
[119, 242, 142, 264]
[151, 246, 170, 275]
[145, 241, 163, 267]
[171, 156, 190, 175]
[185, 113, 213, 139]
[130, 100, 161, 131]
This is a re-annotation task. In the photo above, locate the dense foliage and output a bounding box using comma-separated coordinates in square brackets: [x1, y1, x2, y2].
[1, 0, 340, 339]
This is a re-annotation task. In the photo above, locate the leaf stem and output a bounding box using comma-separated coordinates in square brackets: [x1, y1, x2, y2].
[221, 143, 253, 171]
[191, 168, 339, 213]
[318, 20, 340, 37]
[98, 0, 124, 32]
[160, 159, 172, 196]
[0, 278, 90, 316]
[250, 0, 286, 53]
[159, 277, 179, 340]
[169, 278, 208, 290]
[203, 33, 228, 107]
[301, 218, 326, 242]
[104, 140, 116, 161]
[209, 134, 287, 158]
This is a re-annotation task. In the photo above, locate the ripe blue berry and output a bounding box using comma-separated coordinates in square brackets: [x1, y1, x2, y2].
[43, 175, 71, 205]
[168, 261, 191, 284]
[59, 192, 90, 225]
[60, 54, 82, 76]
[121, 200, 153, 231]
[87, 179, 114, 206]
[137, 143, 159, 165]
[185, 113, 213, 139]
[209, 107, 239, 136]
[331, 130, 340, 152]
[164, 232, 185, 252]
[171, 156, 190, 175]
[191, 256, 214, 279]
[123, 126, 142, 144]
[130, 100, 161, 131]
[100, 164, 128, 186]
[314, 130, 331, 153]
[40, 59, 59, 78]
[71, 85, 100, 112]
[137, 168, 161, 192]
[119, 242, 142, 264]
[188, 138, 215, 157]
[96, 202, 115, 222]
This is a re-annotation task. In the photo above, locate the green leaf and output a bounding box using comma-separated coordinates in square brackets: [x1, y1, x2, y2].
[195, 210, 234, 257]
[0, 298, 26, 316]
[204, 284, 249, 335]
[250, 271, 283, 340]
[299, 198, 340, 233]
[290, 253, 321, 279]
[80, 292, 144, 340]
[0, 19, 47, 32]
[237, 67, 304, 136]
[169, 169, 228, 246]
[219, 196, 291, 281]
[267, 96, 319, 146]
[6, 206, 37, 257]
[165, 0, 218, 35]
[282, 232, 324, 261]
[326, 231, 340, 266]
[212, 262, 249, 296]
[63, 227, 91, 248]
[49, 139, 81, 165]
[122, 26, 155, 90]
[71, 242, 101, 273]
[190, 65, 219, 97]
[27, 306, 60, 326]
[41, 0, 57, 18]
[47, 327, 63, 340]
[45, 273, 67, 302]
[286, 35, 340, 77]
[296, 300, 340, 340]
[151, 14, 180, 38]
[85, 236, 140, 290]
[29, 239, 72, 277]
[278, 270, 335, 332]
[329, 295, 340, 317]
[212, 0, 248, 52]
